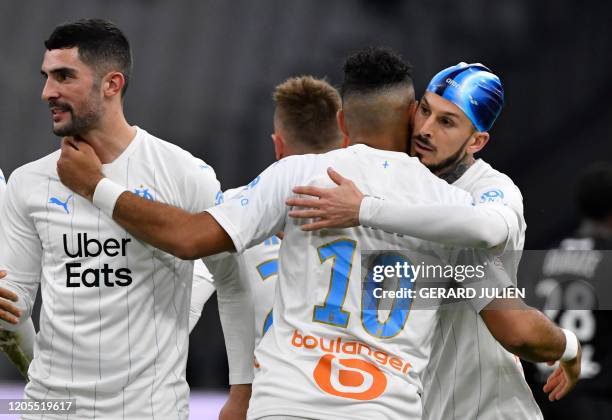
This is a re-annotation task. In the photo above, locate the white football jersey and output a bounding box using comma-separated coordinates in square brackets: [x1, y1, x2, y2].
[238, 235, 281, 347]
[422, 159, 542, 420]
[0, 166, 38, 365]
[189, 259, 216, 333]
[0, 127, 220, 419]
[217, 187, 281, 347]
[207, 145, 511, 420]
[0, 167, 6, 201]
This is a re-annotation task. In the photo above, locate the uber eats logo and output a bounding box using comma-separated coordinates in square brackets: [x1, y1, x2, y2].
[63, 233, 132, 287]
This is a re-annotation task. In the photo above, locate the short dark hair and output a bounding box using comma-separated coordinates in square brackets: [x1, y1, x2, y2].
[273, 76, 342, 152]
[341, 46, 413, 98]
[576, 163, 612, 221]
[45, 18, 132, 96]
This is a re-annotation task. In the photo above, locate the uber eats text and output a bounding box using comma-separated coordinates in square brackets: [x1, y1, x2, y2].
[63, 233, 132, 287]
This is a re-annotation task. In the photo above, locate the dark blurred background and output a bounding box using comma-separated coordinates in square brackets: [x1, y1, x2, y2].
[1, 0, 611, 400]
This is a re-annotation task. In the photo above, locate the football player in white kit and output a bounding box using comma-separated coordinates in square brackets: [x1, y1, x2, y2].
[285, 62, 578, 417]
[235, 75, 345, 348]
[202, 76, 345, 418]
[0, 19, 253, 419]
[0, 168, 37, 379]
[196, 75, 345, 347]
[1, 170, 217, 378]
[1, 168, 36, 379]
[53, 47, 579, 420]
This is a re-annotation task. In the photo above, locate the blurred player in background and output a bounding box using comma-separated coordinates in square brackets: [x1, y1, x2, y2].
[528, 162, 612, 418]
[55, 46, 579, 419]
[193, 75, 343, 346]
[199, 76, 344, 418]
[0, 19, 252, 419]
[233, 75, 344, 347]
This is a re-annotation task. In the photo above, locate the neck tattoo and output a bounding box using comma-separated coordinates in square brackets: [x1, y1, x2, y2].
[437, 154, 475, 184]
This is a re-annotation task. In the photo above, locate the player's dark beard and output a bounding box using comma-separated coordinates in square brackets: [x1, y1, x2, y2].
[419, 133, 474, 183]
[50, 88, 102, 137]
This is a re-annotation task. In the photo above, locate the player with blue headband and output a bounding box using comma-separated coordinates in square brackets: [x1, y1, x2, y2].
[411, 62, 504, 181]
[426, 62, 503, 132]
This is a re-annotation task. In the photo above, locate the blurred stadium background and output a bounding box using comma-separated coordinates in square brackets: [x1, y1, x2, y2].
[1, 0, 610, 417]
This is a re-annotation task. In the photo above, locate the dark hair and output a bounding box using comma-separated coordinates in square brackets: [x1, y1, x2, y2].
[341, 46, 413, 98]
[576, 163, 612, 221]
[273, 76, 342, 152]
[45, 18, 132, 96]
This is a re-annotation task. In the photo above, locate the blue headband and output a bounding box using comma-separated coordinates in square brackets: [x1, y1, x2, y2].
[426, 62, 504, 132]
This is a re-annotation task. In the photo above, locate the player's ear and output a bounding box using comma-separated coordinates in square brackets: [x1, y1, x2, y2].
[271, 133, 285, 160]
[102, 71, 125, 98]
[407, 100, 418, 142]
[337, 109, 350, 143]
[408, 100, 418, 121]
[467, 131, 490, 155]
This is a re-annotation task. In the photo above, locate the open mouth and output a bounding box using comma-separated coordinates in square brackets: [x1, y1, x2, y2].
[50, 107, 70, 122]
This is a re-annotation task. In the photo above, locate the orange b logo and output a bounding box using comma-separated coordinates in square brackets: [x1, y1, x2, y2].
[313, 354, 387, 400]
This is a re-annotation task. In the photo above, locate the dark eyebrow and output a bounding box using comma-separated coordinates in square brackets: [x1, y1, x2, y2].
[41, 67, 77, 78]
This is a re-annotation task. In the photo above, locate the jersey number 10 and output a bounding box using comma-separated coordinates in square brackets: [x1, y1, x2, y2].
[313, 239, 414, 339]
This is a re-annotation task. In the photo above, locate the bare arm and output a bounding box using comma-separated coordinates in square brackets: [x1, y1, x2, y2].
[481, 298, 566, 362]
[480, 297, 581, 401]
[219, 384, 251, 420]
[112, 191, 234, 259]
[57, 139, 235, 260]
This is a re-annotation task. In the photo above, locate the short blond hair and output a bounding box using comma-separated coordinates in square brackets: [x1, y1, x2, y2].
[273, 76, 342, 152]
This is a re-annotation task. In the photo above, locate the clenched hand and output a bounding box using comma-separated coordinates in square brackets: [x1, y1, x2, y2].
[57, 137, 104, 201]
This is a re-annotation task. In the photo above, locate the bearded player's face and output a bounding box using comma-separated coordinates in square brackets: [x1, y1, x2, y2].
[41, 47, 104, 137]
[410, 92, 476, 173]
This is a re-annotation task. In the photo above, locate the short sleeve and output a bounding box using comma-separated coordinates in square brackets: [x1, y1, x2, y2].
[206, 158, 305, 253]
[179, 158, 222, 213]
